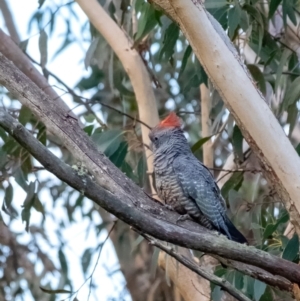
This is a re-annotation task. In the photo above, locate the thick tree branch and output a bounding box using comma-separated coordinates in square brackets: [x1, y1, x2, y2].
[215, 256, 293, 293]
[0, 56, 299, 285]
[200, 83, 213, 169]
[0, 30, 78, 120]
[150, 0, 300, 234]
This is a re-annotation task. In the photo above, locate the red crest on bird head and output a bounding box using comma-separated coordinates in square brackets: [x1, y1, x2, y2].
[157, 112, 182, 129]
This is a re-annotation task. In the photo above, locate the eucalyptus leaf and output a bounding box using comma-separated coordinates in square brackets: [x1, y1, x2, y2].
[282, 0, 297, 26]
[81, 248, 92, 275]
[21, 181, 36, 232]
[295, 143, 300, 156]
[150, 247, 160, 278]
[19, 105, 32, 126]
[282, 233, 299, 262]
[137, 155, 146, 187]
[159, 23, 179, 61]
[59, 248, 69, 274]
[179, 45, 192, 78]
[228, 4, 241, 38]
[254, 279, 266, 301]
[40, 287, 72, 294]
[131, 235, 144, 253]
[83, 125, 94, 136]
[19, 39, 29, 52]
[38, 0, 46, 8]
[269, 0, 282, 18]
[4, 182, 13, 210]
[14, 167, 28, 191]
[109, 141, 128, 168]
[38, 29, 48, 68]
[282, 77, 300, 111]
[191, 136, 212, 153]
[247, 64, 266, 95]
[135, 2, 161, 43]
[275, 48, 291, 93]
[92, 129, 123, 155]
[84, 37, 99, 70]
[37, 124, 47, 145]
[234, 271, 244, 291]
[33, 195, 45, 217]
[221, 172, 244, 200]
[232, 125, 244, 163]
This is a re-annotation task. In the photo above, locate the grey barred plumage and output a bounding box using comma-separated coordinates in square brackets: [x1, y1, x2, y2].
[149, 112, 247, 244]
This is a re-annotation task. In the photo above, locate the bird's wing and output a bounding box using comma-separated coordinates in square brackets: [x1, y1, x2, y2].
[173, 155, 227, 231]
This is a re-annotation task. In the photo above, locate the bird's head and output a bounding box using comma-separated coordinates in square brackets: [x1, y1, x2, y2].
[149, 112, 187, 154]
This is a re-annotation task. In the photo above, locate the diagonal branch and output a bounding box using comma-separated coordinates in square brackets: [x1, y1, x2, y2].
[0, 54, 299, 286]
[140, 233, 251, 301]
[0, 30, 74, 117]
[215, 256, 292, 293]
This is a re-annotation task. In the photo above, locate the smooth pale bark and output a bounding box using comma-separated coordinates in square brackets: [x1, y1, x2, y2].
[150, 0, 300, 234]
[75, 0, 159, 193]
[158, 251, 211, 301]
[200, 83, 213, 169]
[0, 0, 20, 43]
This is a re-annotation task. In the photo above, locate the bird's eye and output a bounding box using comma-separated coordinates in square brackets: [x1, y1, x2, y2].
[154, 137, 158, 141]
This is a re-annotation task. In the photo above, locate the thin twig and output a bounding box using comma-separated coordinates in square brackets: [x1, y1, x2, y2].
[87, 221, 117, 301]
[138, 232, 251, 301]
[90, 100, 152, 129]
[28, 55, 152, 130]
[211, 118, 228, 148]
[61, 221, 117, 301]
[27, 55, 106, 127]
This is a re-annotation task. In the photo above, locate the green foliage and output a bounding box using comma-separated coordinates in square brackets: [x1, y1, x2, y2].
[269, 0, 282, 18]
[39, 287, 72, 294]
[254, 279, 267, 301]
[228, 4, 241, 39]
[150, 247, 160, 278]
[38, 29, 48, 68]
[191, 136, 212, 153]
[159, 23, 179, 62]
[134, 0, 161, 43]
[221, 172, 244, 200]
[247, 64, 266, 95]
[232, 125, 244, 163]
[282, 233, 299, 262]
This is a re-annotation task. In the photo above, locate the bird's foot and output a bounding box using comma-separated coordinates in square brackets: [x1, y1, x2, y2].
[176, 214, 192, 224]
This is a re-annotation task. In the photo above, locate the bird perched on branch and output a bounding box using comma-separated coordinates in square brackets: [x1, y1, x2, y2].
[149, 112, 247, 244]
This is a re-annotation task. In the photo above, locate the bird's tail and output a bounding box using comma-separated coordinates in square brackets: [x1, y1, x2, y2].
[223, 217, 248, 244]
